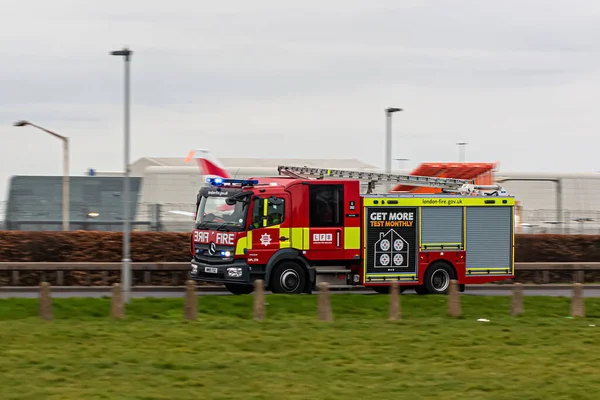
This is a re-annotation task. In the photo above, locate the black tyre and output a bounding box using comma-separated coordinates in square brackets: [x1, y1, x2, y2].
[270, 261, 307, 294]
[224, 282, 254, 295]
[372, 286, 390, 294]
[423, 262, 457, 295]
[414, 286, 429, 295]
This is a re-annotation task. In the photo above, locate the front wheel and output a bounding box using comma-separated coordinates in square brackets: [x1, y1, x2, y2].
[423, 262, 456, 295]
[224, 282, 254, 295]
[270, 261, 307, 294]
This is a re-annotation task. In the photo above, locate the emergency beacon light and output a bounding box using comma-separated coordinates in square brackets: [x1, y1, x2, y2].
[206, 177, 259, 187]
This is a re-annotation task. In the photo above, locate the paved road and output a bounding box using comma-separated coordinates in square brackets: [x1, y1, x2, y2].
[2, 287, 600, 298]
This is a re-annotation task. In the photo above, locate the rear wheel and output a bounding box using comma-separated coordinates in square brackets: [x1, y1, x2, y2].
[224, 282, 254, 295]
[270, 261, 307, 294]
[423, 262, 456, 295]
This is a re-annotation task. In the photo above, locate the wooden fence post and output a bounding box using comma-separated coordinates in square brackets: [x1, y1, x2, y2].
[111, 283, 124, 319]
[448, 279, 461, 317]
[389, 282, 400, 321]
[39, 282, 52, 321]
[184, 280, 197, 320]
[318, 282, 333, 322]
[571, 283, 585, 317]
[511, 282, 523, 316]
[254, 279, 265, 320]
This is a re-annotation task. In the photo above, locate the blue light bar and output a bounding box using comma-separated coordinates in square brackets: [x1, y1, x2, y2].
[206, 177, 259, 187]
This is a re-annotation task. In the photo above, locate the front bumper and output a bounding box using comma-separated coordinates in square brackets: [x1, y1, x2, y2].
[190, 258, 252, 284]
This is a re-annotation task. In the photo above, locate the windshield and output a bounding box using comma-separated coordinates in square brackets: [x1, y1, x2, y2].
[195, 195, 249, 231]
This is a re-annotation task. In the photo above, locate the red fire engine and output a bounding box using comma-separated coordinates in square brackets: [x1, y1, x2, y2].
[189, 166, 515, 295]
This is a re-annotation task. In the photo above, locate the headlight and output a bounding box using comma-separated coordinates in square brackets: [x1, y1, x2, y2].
[220, 251, 232, 257]
[191, 264, 198, 274]
[227, 267, 242, 278]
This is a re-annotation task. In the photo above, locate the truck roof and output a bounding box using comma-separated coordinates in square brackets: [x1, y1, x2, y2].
[202, 176, 360, 193]
[248, 176, 356, 189]
[248, 176, 300, 188]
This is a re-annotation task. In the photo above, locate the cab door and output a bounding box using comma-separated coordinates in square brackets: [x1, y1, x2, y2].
[306, 183, 345, 260]
[246, 194, 291, 265]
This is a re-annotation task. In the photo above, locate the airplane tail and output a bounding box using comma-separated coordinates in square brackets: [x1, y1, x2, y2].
[184, 149, 233, 213]
[185, 149, 231, 178]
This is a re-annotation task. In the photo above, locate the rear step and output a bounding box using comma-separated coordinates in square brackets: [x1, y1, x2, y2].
[314, 267, 353, 287]
[328, 284, 361, 290]
[315, 268, 351, 275]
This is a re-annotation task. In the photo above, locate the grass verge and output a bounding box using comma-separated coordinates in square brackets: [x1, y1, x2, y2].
[1, 294, 600, 399]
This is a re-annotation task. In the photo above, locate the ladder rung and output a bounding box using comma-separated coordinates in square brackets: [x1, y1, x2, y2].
[277, 165, 473, 190]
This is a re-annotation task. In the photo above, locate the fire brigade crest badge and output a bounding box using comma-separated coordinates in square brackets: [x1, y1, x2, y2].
[260, 233, 272, 246]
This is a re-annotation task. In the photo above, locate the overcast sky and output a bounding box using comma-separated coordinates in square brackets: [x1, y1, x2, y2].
[1, 0, 599, 200]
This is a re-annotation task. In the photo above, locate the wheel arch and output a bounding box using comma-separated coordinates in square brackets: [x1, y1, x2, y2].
[422, 259, 458, 293]
[424, 258, 458, 280]
[264, 249, 314, 289]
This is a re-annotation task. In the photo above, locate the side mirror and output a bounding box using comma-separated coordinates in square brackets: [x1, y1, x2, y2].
[225, 198, 236, 206]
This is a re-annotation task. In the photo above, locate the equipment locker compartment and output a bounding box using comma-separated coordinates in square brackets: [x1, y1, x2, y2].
[364, 204, 419, 283]
[362, 194, 515, 288]
[465, 205, 513, 277]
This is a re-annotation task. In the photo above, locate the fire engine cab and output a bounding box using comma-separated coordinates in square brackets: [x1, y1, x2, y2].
[189, 166, 515, 295]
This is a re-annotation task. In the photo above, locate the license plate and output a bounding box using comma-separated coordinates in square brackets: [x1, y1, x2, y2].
[205, 267, 218, 274]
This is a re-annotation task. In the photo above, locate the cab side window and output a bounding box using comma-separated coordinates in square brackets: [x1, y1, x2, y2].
[250, 197, 285, 229]
[308, 184, 344, 227]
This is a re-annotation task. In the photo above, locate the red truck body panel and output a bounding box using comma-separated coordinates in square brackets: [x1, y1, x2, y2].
[189, 174, 515, 293]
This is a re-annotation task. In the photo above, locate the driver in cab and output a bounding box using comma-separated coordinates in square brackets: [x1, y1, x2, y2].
[250, 209, 282, 229]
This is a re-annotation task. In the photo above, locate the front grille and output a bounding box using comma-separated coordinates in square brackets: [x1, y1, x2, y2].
[195, 268, 227, 280]
[194, 243, 235, 264]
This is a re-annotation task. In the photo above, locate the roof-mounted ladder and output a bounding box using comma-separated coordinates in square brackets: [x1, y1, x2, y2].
[277, 165, 507, 196]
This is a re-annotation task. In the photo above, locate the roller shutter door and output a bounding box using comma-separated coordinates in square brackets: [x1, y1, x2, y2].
[466, 206, 512, 271]
[421, 206, 463, 249]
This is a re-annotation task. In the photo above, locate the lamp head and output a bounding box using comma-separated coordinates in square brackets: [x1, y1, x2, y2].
[13, 120, 29, 127]
[110, 48, 133, 58]
[386, 108, 402, 113]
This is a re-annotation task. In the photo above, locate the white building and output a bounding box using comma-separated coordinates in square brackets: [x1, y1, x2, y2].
[494, 171, 600, 234]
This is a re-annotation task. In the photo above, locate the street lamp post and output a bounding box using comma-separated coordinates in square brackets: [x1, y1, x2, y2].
[13, 121, 69, 231]
[385, 107, 402, 192]
[456, 142, 468, 162]
[110, 47, 133, 303]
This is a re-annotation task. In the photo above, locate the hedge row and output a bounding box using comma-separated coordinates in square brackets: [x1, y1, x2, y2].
[0, 231, 599, 263]
[0, 231, 190, 262]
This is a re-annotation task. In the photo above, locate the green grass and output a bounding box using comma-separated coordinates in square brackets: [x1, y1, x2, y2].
[1, 294, 600, 399]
